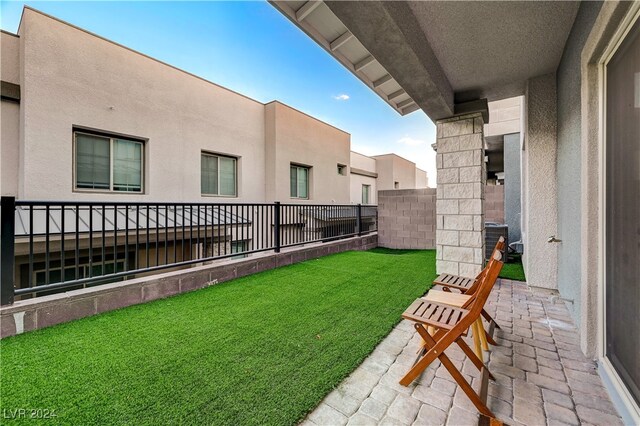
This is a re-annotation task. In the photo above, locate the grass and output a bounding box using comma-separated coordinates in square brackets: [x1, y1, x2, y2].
[0, 248, 436, 425]
[499, 255, 526, 281]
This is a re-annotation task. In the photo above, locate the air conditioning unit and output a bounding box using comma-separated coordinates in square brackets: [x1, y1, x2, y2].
[485, 223, 508, 260]
[509, 240, 524, 254]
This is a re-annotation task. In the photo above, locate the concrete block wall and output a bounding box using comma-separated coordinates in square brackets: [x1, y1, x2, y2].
[377, 188, 436, 249]
[485, 185, 505, 223]
[435, 113, 486, 278]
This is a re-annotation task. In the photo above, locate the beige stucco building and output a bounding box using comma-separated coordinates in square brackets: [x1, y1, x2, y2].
[0, 8, 427, 207]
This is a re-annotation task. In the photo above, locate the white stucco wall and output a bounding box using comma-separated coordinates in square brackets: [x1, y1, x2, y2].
[350, 174, 377, 204]
[349, 151, 377, 204]
[523, 73, 558, 289]
[1, 31, 20, 85]
[18, 9, 266, 202]
[1, 31, 21, 196]
[484, 97, 522, 138]
[1, 101, 20, 196]
[264, 101, 351, 204]
[9, 8, 421, 208]
[415, 168, 428, 188]
[373, 154, 417, 190]
[350, 151, 376, 171]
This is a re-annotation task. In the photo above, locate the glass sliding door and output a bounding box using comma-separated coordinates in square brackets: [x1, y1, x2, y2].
[605, 16, 640, 407]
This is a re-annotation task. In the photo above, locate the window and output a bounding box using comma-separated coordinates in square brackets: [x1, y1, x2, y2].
[337, 164, 347, 175]
[362, 184, 371, 204]
[201, 153, 237, 196]
[290, 164, 309, 199]
[75, 131, 144, 192]
[394, 181, 400, 189]
[231, 240, 249, 259]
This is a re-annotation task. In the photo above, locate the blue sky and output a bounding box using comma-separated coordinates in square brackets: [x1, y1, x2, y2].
[1, 1, 437, 184]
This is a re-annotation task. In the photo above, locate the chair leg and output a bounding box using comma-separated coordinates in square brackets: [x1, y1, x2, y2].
[441, 355, 495, 419]
[484, 326, 498, 346]
[456, 337, 496, 381]
[419, 330, 495, 419]
[400, 324, 449, 386]
[477, 319, 490, 351]
[472, 321, 484, 362]
[482, 309, 501, 330]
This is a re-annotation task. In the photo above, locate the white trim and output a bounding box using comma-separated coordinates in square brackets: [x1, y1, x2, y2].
[73, 130, 145, 194]
[597, 5, 640, 423]
[600, 357, 640, 424]
[200, 152, 238, 198]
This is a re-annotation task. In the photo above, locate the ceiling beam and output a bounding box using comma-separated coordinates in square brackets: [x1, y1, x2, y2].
[295, 1, 322, 22]
[354, 55, 375, 72]
[324, 1, 455, 120]
[401, 103, 420, 115]
[454, 98, 489, 122]
[387, 89, 406, 100]
[373, 74, 392, 88]
[330, 31, 353, 51]
[396, 98, 415, 109]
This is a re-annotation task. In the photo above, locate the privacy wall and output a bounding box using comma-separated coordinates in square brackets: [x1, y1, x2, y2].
[485, 185, 505, 223]
[377, 189, 436, 249]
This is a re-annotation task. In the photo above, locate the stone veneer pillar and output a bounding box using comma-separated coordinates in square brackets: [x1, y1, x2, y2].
[435, 113, 486, 278]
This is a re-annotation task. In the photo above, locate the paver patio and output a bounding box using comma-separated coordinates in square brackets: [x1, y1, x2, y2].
[303, 279, 623, 426]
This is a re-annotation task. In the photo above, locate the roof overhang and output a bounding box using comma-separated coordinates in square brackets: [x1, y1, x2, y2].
[270, 0, 427, 116]
[270, 1, 580, 123]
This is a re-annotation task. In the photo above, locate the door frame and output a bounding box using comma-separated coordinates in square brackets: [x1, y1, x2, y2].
[597, 4, 640, 422]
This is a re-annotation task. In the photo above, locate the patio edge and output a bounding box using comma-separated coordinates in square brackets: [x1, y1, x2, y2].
[0, 233, 378, 338]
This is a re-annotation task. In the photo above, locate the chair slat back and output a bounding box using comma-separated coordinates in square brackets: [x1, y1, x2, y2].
[464, 236, 505, 295]
[453, 250, 503, 332]
[467, 250, 503, 317]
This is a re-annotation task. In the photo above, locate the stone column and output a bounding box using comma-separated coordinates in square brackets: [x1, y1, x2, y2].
[435, 113, 486, 278]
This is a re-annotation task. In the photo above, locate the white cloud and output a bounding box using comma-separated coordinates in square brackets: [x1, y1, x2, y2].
[333, 94, 350, 101]
[396, 136, 426, 147]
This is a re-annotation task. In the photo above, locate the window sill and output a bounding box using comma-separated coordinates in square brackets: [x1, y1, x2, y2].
[73, 188, 144, 195]
[201, 194, 238, 199]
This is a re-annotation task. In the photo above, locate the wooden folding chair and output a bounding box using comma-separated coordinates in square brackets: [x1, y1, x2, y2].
[431, 237, 505, 333]
[422, 291, 491, 362]
[421, 238, 506, 361]
[432, 237, 505, 293]
[400, 251, 504, 420]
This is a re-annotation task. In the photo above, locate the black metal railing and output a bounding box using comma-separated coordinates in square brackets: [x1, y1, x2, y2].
[0, 197, 377, 304]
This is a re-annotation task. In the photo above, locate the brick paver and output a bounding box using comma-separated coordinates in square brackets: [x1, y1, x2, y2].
[303, 279, 623, 425]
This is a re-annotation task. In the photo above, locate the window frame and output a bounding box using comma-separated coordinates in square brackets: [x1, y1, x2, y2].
[362, 184, 371, 204]
[73, 130, 145, 194]
[290, 164, 310, 199]
[201, 151, 239, 198]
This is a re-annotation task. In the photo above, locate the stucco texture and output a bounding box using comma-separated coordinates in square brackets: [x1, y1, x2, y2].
[1, 32, 20, 196]
[523, 74, 558, 289]
[556, 1, 603, 325]
[504, 133, 522, 243]
[264, 101, 350, 203]
[18, 9, 266, 202]
[373, 154, 418, 190]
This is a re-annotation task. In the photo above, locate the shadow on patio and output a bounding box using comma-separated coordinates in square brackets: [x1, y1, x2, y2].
[304, 279, 623, 426]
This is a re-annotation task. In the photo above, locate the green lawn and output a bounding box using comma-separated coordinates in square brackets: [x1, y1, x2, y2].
[499, 256, 526, 282]
[0, 249, 436, 425]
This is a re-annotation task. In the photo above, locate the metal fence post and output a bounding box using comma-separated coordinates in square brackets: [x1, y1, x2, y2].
[1, 196, 16, 305]
[357, 204, 363, 236]
[274, 201, 281, 253]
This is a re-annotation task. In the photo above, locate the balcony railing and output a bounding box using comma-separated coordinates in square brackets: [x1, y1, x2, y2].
[0, 197, 377, 305]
